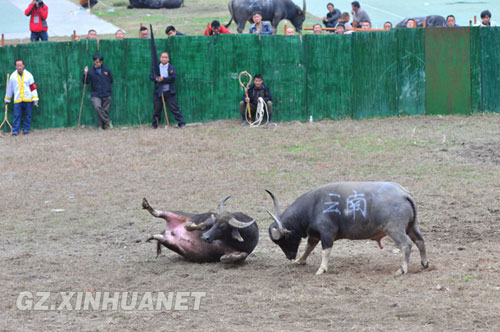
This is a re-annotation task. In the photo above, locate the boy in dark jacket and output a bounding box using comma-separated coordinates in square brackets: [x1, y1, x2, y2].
[240, 74, 273, 125]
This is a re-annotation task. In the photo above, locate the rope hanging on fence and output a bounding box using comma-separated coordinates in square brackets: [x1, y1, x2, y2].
[249, 97, 269, 127]
[0, 74, 13, 137]
[238, 71, 252, 123]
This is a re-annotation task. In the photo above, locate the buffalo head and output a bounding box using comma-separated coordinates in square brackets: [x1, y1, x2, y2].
[291, 0, 307, 33]
[201, 196, 257, 244]
[265, 189, 301, 260]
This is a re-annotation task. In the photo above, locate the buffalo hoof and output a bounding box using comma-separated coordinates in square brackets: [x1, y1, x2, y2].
[142, 198, 150, 210]
[421, 260, 429, 269]
[294, 258, 307, 265]
[315, 266, 327, 275]
[220, 252, 248, 263]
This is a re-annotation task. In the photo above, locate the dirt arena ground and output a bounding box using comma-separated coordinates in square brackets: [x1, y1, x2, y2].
[1, 114, 499, 331]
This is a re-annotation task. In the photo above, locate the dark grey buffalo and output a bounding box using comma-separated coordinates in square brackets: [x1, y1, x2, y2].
[142, 196, 258, 263]
[128, 0, 183, 9]
[266, 182, 429, 275]
[396, 15, 445, 28]
[226, 0, 306, 34]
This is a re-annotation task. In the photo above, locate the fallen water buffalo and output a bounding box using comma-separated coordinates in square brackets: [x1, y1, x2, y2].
[396, 15, 445, 28]
[142, 196, 258, 263]
[226, 0, 306, 34]
[265, 182, 429, 275]
[128, 0, 183, 9]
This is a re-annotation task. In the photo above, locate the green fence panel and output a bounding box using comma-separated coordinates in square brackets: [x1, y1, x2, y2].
[124, 39, 157, 126]
[352, 31, 399, 119]
[303, 34, 353, 120]
[259, 35, 305, 121]
[470, 27, 482, 113]
[396, 28, 426, 116]
[213, 35, 262, 121]
[479, 28, 500, 113]
[425, 27, 471, 115]
[169, 36, 216, 124]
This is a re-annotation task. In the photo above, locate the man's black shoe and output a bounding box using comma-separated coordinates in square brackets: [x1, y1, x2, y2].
[178, 123, 186, 129]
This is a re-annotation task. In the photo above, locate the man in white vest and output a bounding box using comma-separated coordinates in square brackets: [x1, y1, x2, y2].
[4, 59, 39, 135]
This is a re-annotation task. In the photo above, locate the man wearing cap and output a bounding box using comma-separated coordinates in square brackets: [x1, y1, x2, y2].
[83, 54, 114, 130]
[249, 12, 273, 35]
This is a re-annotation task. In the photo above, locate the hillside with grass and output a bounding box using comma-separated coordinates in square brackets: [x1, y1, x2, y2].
[70, 0, 320, 38]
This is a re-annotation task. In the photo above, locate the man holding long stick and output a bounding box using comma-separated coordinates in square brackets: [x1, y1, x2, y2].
[4, 59, 39, 135]
[150, 52, 186, 129]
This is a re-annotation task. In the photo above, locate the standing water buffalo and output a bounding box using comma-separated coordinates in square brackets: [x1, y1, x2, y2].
[226, 0, 307, 34]
[266, 182, 429, 275]
[142, 196, 258, 263]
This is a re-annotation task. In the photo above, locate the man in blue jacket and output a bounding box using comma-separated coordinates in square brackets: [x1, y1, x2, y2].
[249, 12, 273, 34]
[83, 54, 113, 130]
[150, 52, 186, 129]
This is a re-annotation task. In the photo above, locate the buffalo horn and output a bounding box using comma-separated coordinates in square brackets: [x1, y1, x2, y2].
[216, 195, 231, 215]
[228, 217, 257, 229]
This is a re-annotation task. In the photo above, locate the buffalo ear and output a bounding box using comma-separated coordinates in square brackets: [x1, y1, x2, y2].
[270, 227, 282, 240]
[232, 229, 244, 242]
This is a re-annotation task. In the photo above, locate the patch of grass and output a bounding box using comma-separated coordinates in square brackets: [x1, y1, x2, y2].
[68, 0, 320, 39]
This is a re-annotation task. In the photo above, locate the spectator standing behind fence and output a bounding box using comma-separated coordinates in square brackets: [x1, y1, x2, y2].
[25, 0, 49, 42]
[83, 55, 113, 130]
[322, 3, 341, 29]
[479, 10, 497, 26]
[351, 1, 370, 28]
[240, 74, 272, 126]
[335, 23, 346, 34]
[204, 20, 231, 35]
[313, 24, 322, 34]
[384, 21, 393, 30]
[249, 12, 273, 35]
[445, 15, 459, 27]
[87, 29, 97, 39]
[139, 26, 149, 39]
[166, 26, 185, 37]
[4, 59, 39, 136]
[150, 52, 186, 129]
[115, 30, 125, 40]
[406, 19, 417, 28]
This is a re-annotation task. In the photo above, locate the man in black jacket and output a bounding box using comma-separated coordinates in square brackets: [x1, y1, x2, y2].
[322, 3, 341, 29]
[83, 54, 113, 130]
[239, 74, 272, 125]
[150, 51, 186, 128]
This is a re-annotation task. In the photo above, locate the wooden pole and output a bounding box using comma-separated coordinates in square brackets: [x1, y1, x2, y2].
[1, 34, 4, 47]
[423, 20, 427, 28]
[73, 30, 76, 41]
[139, 23, 143, 38]
[474, 16, 477, 24]
[284, 24, 287, 35]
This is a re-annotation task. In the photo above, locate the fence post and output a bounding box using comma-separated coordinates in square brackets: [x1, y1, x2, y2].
[284, 24, 287, 34]
[1, 34, 4, 47]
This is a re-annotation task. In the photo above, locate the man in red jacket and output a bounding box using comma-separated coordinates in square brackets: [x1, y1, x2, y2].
[204, 20, 231, 35]
[25, 0, 49, 42]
